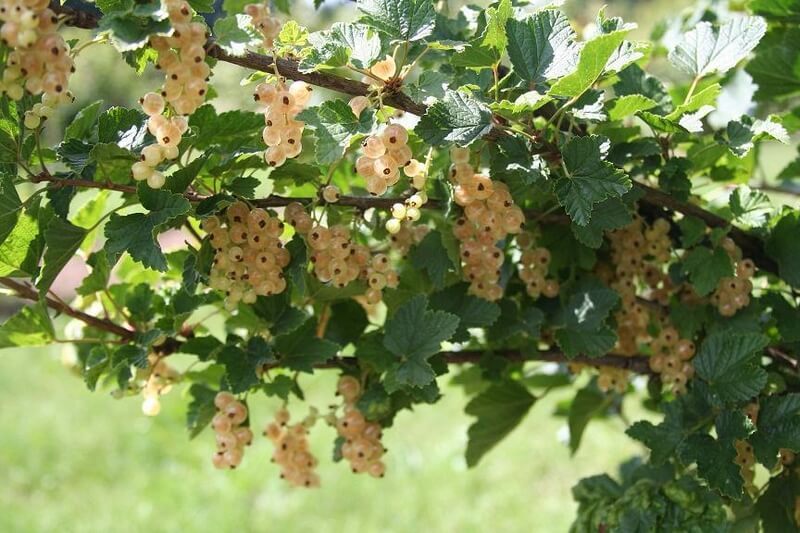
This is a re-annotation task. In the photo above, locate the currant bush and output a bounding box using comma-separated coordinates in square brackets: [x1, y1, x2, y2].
[0, 0, 799, 528]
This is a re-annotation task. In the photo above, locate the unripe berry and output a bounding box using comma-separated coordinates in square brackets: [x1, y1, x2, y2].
[385, 218, 402, 234]
[147, 170, 166, 189]
[131, 161, 154, 181]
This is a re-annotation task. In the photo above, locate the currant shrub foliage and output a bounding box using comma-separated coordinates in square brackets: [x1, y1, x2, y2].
[0, 0, 799, 528]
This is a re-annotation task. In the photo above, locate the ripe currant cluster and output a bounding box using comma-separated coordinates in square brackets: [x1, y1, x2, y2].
[0, 1, 75, 108]
[132, 93, 187, 188]
[140, 354, 178, 417]
[211, 392, 253, 469]
[205, 201, 290, 310]
[356, 124, 416, 197]
[597, 366, 629, 394]
[255, 79, 312, 167]
[450, 147, 524, 301]
[245, 2, 280, 48]
[734, 439, 756, 488]
[335, 376, 387, 478]
[386, 191, 427, 234]
[286, 203, 370, 289]
[711, 239, 754, 316]
[604, 217, 672, 355]
[364, 253, 399, 305]
[516, 232, 559, 300]
[263, 407, 321, 488]
[148, 0, 209, 116]
[647, 325, 695, 395]
[389, 222, 429, 256]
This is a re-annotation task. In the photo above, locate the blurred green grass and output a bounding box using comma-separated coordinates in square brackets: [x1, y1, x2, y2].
[0, 349, 646, 533]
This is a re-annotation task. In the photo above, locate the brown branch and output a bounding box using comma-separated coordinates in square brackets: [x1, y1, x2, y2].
[0, 277, 136, 339]
[30, 172, 571, 223]
[637, 183, 778, 274]
[47, 2, 779, 276]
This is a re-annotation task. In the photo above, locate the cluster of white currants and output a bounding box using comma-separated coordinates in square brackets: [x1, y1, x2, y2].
[516, 232, 559, 300]
[211, 392, 253, 469]
[131, 92, 188, 188]
[205, 201, 290, 311]
[255, 79, 312, 167]
[263, 407, 321, 488]
[648, 325, 696, 395]
[711, 239, 754, 317]
[363, 253, 399, 305]
[149, 0, 209, 116]
[355, 124, 415, 196]
[450, 147, 525, 301]
[245, 2, 280, 48]
[388, 222, 429, 256]
[334, 376, 387, 478]
[140, 355, 178, 417]
[0, 1, 74, 109]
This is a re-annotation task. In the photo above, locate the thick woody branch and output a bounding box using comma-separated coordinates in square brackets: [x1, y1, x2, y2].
[29, 173, 571, 223]
[48, 2, 778, 276]
[0, 277, 136, 339]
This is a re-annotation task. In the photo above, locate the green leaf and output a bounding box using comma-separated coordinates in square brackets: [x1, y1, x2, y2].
[568, 385, 612, 454]
[409, 230, 454, 289]
[0, 302, 54, 349]
[429, 283, 500, 342]
[213, 15, 254, 56]
[718, 116, 789, 157]
[614, 64, 673, 115]
[757, 473, 800, 533]
[76, 252, 112, 295]
[465, 381, 535, 467]
[218, 343, 271, 393]
[729, 185, 772, 227]
[751, 393, 800, 468]
[681, 246, 733, 296]
[274, 319, 340, 373]
[766, 210, 800, 287]
[668, 17, 767, 78]
[549, 30, 629, 98]
[104, 185, 191, 271]
[554, 283, 620, 358]
[481, 0, 512, 52]
[165, 155, 207, 194]
[297, 100, 374, 164]
[98, 0, 172, 52]
[606, 94, 657, 121]
[186, 384, 217, 439]
[505, 10, 580, 84]
[750, 0, 800, 21]
[64, 100, 103, 142]
[746, 27, 800, 100]
[0, 174, 21, 244]
[331, 22, 384, 70]
[187, 105, 264, 151]
[324, 300, 368, 347]
[383, 295, 459, 390]
[555, 135, 631, 226]
[358, 0, 436, 42]
[679, 433, 744, 500]
[0, 210, 40, 277]
[693, 332, 769, 403]
[415, 90, 493, 147]
[37, 217, 88, 296]
[571, 197, 632, 248]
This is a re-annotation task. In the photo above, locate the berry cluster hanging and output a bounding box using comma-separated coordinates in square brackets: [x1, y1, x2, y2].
[206, 201, 290, 310]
